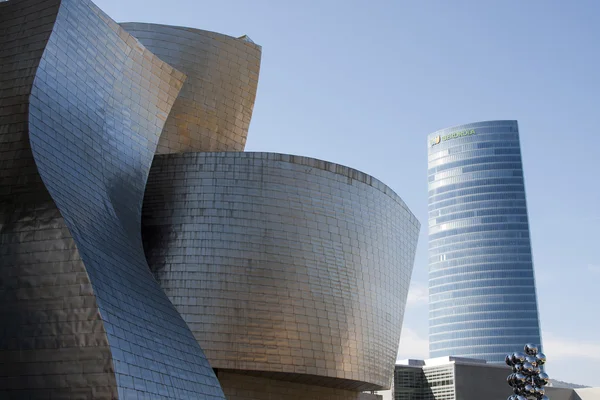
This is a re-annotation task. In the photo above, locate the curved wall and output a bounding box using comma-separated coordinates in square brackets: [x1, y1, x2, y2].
[0, 1, 117, 397]
[142, 152, 420, 391]
[1, 0, 225, 398]
[120, 23, 261, 154]
[427, 120, 542, 362]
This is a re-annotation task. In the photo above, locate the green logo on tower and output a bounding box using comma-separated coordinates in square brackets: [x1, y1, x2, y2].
[431, 129, 476, 146]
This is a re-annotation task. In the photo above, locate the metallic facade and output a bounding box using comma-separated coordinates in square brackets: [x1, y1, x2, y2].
[427, 120, 542, 363]
[142, 152, 420, 392]
[1, 0, 420, 398]
[0, 0, 224, 398]
[120, 23, 261, 154]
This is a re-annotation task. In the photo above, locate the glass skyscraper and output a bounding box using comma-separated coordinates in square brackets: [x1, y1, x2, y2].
[427, 120, 542, 363]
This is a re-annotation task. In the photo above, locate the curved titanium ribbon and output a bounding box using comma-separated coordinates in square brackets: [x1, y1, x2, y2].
[0, 0, 224, 398]
[1, 0, 421, 398]
[120, 23, 262, 154]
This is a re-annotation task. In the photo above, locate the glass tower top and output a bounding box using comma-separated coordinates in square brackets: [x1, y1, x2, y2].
[427, 120, 542, 363]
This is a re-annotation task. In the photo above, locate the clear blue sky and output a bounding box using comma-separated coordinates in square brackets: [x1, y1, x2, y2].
[96, 0, 600, 389]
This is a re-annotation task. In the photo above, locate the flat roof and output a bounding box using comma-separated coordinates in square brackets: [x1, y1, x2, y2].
[396, 356, 510, 369]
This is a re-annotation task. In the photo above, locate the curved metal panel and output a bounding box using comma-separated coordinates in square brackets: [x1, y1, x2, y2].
[427, 120, 542, 363]
[142, 152, 421, 391]
[120, 23, 262, 154]
[1, 0, 225, 398]
[0, 1, 118, 397]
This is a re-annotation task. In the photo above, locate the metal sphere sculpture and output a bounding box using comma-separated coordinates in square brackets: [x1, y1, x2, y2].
[506, 344, 549, 400]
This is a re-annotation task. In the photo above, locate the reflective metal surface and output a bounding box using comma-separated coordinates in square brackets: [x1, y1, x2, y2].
[525, 343, 539, 356]
[2, 0, 420, 397]
[0, 0, 224, 398]
[535, 353, 547, 366]
[537, 372, 549, 385]
[142, 152, 421, 391]
[505, 344, 549, 400]
[0, 1, 114, 397]
[120, 23, 261, 154]
[525, 355, 537, 366]
[427, 120, 542, 363]
[513, 353, 527, 364]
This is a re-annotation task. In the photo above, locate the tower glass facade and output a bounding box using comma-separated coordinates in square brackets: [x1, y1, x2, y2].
[427, 120, 542, 362]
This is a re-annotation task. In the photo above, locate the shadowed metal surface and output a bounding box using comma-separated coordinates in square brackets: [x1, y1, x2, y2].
[0, 1, 116, 397]
[0, 0, 224, 398]
[216, 370, 383, 400]
[120, 23, 261, 154]
[142, 152, 420, 392]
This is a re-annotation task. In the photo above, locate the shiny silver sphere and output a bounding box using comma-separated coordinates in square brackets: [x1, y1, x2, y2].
[507, 373, 515, 384]
[513, 352, 526, 363]
[522, 362, 534, 374]
[525, 343, 539, 355]
[513, 386, 521, 394]
[512, 376, 523, 387]
[506, 355, 514, 366]
[536, 352, 547, 366]
[532, 366, 541, 375]
[538, 372, 550, 385]
[515, 373, 527, 384]
[525, 355, 538, 366]
[524, 384, 535, 394]
[516, 395, 528, 400]
[513, 363, 523, 373]
[535, 387, 546, 396]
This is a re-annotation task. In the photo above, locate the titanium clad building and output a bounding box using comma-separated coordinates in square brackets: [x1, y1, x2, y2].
[427, 120, 542, 363]
[0, 0, 420, 398]
[118, 23, 261, 154]
[142, 152, 420, 397]
[0, 0, 223, 398]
